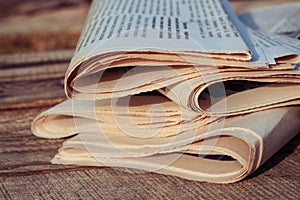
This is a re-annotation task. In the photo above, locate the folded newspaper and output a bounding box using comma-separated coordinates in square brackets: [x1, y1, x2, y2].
[32, 0, 300, 183]
[64, 0, 300, 115]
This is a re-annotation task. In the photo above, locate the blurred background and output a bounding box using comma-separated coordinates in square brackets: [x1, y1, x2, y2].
[0, 0, 296, 54]
[0, 0, 90, 54]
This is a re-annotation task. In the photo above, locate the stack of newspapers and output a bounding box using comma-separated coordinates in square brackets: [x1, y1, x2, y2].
[32, 0, 300, 183]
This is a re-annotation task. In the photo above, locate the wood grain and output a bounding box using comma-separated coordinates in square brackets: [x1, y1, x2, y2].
[0, 0, 299, 199]
[0, 50, 299, 200]
[0, 51, 70, 110]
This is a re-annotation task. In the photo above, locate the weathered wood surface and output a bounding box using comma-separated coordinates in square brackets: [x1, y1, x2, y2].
[0, 1, 299, 199]
[0, 50, 71, 110]
[0, 48, 299, 200]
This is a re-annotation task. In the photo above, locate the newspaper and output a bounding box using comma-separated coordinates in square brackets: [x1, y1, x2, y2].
[159, 1, 300, 115]
[31, 0, 300, 183]
[32, 94, 300, 183]
[239, 2, 300, 39]
[64, 0, 300, 116]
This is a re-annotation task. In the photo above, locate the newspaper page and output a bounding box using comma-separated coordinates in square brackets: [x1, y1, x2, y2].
[159, 1, 300, 115]
[239, 2, 300, 39]
[238, 2, 300, 64]
[70, 0, 253, 68]
[222, 0, 300, 65]
[249, 30, 300, 64]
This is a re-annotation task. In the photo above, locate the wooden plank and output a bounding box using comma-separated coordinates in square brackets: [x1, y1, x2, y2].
[0, 107, 91, 177]
[0, 0, 299, 199]
[0, 107, 48, 138]
[0, 50, 72, 68]
[0, 78, 66, 110]
[0, 51, 69, 110]
[0, 145, 299, 199]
